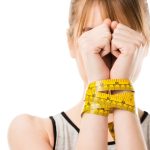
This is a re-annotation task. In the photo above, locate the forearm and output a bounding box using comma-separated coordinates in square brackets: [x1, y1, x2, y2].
[112, 90, 148, 150]
[75, 113, 108, 150]
[76, 78, 109, 150]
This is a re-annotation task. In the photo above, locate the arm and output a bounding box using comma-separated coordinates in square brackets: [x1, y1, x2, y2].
[114, 109, 147, 150]
[75, 112, 108, 150]
[110, 22, 148, 149]
[8, 114, 53, 150]
[75, 18, 112, 150]
[112, 90, 148, 150]
[75, 56, 109, 150]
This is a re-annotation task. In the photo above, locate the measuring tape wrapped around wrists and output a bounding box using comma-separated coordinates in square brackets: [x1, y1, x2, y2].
[81, 79, 136, 117]
[87, 79, 134, 92]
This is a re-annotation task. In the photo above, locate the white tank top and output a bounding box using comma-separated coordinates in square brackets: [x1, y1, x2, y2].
[49, 110, 150, 150]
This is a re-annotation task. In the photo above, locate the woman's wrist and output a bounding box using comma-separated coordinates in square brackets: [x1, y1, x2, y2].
[82, 78, 135, 117]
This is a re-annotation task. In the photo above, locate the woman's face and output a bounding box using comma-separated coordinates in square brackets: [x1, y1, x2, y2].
[69, 3, 114, 85]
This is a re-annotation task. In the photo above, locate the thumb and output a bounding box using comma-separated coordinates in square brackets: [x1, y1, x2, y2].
[111, 21, 118, 31]
[103, 18, 111, 27]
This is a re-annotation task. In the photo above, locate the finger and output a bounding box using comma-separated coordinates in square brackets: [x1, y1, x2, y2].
[112, 34, 142, 49]
[114, 23, 142, 39]
[111, 37, 127, 51]
[113, 29, 131, 38]
[111, 37, 137, 56]
[101, 47, 111, 57]
[140, 33, 147, 46]
[116, 23, 135, 33]
[111, 46, 120, 58]
[99, 42, 110, 57]
[111, 38, 121, 58]
[101, 50, 110, 57]
[111, 21, 118, 31]
[113, 28, 143, 44]
[111, 50, 120, 58]
[111, 39, 117, 51]
[103, 18, 112, 28]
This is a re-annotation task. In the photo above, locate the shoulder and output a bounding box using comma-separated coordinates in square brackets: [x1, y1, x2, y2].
[8, 114, 54, 149]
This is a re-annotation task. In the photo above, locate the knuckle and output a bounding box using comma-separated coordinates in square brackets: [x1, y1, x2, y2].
[117, 23, 122, 28]
[113, 29, 119, 34]
[140, 34, 146, 45]
[136, 42, 141, 48]
[133, 43, 139, 49]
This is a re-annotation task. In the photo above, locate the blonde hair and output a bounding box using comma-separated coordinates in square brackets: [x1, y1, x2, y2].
[67, 0, 150, 82]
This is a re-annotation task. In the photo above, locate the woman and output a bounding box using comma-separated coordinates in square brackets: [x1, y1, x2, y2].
[8, 0, 150, 149]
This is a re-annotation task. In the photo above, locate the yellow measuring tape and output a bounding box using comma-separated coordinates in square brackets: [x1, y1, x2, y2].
[108, 122, 115, 140]
[81, 79, 136, 141]
[87, 79, 134, 92]
[84, 91, 135, 110]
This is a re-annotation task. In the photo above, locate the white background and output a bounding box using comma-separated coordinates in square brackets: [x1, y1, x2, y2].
[0, 0, 150, 149]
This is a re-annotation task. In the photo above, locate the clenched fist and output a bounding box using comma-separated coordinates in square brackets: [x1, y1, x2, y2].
[77, 18, 146, 86]
[77, 18, 112, 84]
[110, 21, 146, 80]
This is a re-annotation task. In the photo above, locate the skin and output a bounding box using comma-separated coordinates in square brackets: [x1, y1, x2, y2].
[74, 2, 147, 149]
[7, 2, 147, 150]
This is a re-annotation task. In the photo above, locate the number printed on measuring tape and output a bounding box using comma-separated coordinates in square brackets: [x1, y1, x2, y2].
[84, 91, 135, 113]
[88, 79, 134, 91]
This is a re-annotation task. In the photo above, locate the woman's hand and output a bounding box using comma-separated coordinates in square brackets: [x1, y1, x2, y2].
[77, 18, 112, 84]
[110, 22, 146, 79]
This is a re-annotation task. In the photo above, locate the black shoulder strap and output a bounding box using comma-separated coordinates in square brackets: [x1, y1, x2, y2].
[49, 116, 57, 150]
[140, 111, 148, 123]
